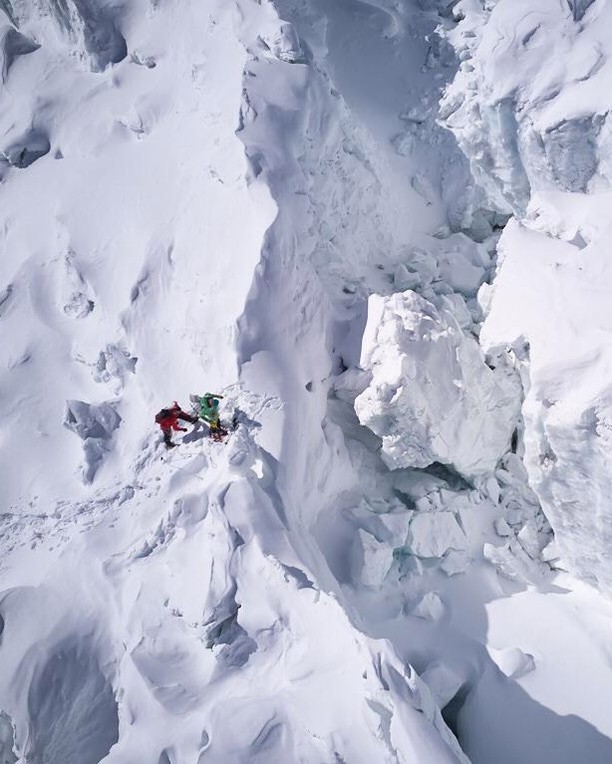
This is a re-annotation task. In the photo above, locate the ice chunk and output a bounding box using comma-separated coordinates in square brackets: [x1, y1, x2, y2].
[409, 512, 466, 558]
[483, 539, 544, 582]
[410, 592, 446, 622]
[435, 236, 487, 297]
[61, 254, 95, 319]
[440, 550, 469, 576]
[355, 291, 519, 479]
[64, 400, 121, 441]
[393, 263, 421, 291]
[64, 400, 121, 482]
[435, 293, 473, 331]
[541, 540, 560, 563]
[332, 367, 371, 403]
[487, 646, 535, 680]
[93, 344, 137, 389]
[517, 521, 546, 559]
[392, 469, 447, 501]
[494, 517, 512, 537]
[352, 529, 394, 588]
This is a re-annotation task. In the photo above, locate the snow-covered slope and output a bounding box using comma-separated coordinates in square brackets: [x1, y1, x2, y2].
[2, 0, 612, 762]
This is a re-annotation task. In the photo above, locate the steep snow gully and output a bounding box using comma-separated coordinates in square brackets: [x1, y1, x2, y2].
[2, 0, 612, 762]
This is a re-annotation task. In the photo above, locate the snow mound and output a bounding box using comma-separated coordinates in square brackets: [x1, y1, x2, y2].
[355, 290, 519, 479]
[487, 646, 535, 680]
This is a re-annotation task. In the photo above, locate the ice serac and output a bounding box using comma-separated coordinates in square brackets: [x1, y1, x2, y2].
[5, 0, 127, 71]
[355, 290, 519, 480]
[439, 0, 612, 220]
[444, 0, 612, 590]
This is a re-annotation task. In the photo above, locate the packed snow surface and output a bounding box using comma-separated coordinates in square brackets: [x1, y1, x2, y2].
[2, 0, 612, 762]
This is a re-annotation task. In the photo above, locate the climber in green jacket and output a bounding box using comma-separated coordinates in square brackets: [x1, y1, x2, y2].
[191, 393, 227, 441]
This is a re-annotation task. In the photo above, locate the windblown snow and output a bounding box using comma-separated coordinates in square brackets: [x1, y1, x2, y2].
[2, 0, 612, 762]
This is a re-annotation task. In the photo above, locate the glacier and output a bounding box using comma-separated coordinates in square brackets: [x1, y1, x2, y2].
[1, 0, 612, 762]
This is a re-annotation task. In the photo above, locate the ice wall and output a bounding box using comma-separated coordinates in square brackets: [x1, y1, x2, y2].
[440, 0, 612, 219]
[442, 0, 612, 589]
[482, 214, 612, 591]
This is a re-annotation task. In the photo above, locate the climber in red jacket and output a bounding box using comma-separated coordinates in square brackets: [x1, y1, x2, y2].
[155, 402, 198, 449]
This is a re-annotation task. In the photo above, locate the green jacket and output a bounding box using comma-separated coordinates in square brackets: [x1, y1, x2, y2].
[197, 394, 221, 424]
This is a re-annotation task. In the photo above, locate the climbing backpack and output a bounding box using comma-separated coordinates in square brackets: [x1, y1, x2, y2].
[155, 408, 172, 424]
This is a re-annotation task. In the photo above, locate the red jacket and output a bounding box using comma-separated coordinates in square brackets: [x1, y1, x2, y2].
[155, 403, 196, 430]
